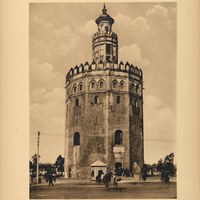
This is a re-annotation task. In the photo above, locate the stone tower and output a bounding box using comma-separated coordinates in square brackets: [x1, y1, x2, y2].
[65, 4, 144, 178]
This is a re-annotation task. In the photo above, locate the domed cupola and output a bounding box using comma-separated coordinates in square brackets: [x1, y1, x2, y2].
[95, 4, 115, 30]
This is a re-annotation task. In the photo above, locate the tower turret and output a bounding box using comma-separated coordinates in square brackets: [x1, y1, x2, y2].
[92, 4, 118, 64]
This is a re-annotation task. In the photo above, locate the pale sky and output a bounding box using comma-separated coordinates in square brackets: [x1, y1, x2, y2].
[30, 2, 177, 164]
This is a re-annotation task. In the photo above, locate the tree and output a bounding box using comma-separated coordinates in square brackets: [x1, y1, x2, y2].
[161, 153, 175, 183]
[156, 158, 164, 173]
[55, 155, 64, 172]
[39, 163, 54, 172]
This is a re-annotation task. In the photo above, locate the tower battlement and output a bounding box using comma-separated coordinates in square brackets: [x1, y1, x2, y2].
[66, 61, 143, 83]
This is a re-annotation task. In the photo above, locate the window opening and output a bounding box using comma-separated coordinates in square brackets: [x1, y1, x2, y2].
[106, 44, 111, 55]
[73, 86, 77, 93]
[74, 132, 80, 146]
[100, 81, 104, 88]
[91, 82, 95, 89]
[75, 98, 79, 107]
[113, 81, 117, 89]
[115, 130, 123, 145]
[117, 96, 120, 104]
[94, 96, 99, 104]
[79, 84, 83, 91]
[120, 82, 125, 89]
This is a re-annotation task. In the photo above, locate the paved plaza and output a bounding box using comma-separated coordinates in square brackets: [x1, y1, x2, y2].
[30, 178, 177, 199]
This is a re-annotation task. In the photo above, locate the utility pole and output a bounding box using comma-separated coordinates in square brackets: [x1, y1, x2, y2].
[36, 131, 40, 184]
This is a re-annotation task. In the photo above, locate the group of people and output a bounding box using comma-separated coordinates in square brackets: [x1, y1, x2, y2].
[95, 169, 122, 189]
[44, 171, 57, 186]
[115, 168, 133, 177]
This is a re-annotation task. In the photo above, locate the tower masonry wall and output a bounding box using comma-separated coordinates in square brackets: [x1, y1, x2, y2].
[65, 64, 143, 178]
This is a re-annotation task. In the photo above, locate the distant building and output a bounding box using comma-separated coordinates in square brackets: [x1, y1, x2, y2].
[65, 4, 144, 178]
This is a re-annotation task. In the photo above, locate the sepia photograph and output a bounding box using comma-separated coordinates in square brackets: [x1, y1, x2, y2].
[29, 2, 177, 199]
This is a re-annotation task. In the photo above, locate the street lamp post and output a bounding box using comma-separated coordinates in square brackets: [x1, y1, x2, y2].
[36, 131, 40, 184]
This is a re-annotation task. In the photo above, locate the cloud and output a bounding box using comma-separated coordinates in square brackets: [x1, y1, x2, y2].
[30, 88, 65, 136]
[144, 95, 176, 142]
[114, 14, 132, 28]
[119, 44, 150, 66]
[30, 62, 65, 90]
[80, 20, 96, 36]
[146, 5, 176, 33]
[114, 14, 150, 33]
[146, 5, 169, 19]
[132, 17, 150, 32]
[30, 23, 80, 65]
[30, 87, 65, 104]
[52, 26, 78, 54]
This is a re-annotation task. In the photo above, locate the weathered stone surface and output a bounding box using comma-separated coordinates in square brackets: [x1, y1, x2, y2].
[64, 6, 144, 178]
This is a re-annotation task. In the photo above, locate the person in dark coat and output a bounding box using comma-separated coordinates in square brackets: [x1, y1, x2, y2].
[103, 170, 112, 189]
[142, 164, 148, 181]
[96, 170, 103, 184]
[48, 173, 54, 186]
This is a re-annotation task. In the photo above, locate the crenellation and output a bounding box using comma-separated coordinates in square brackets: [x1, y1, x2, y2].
[66, 61, 143, 83]
[79, 63, 84, 73]
[91, 60, 97, 70]
[125, 62, 130, 71]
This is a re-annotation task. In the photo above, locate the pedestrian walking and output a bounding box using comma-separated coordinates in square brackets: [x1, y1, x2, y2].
[142, 164, 148, 181]
[103, 170, 112, 189]
[48, 173, 54, 186]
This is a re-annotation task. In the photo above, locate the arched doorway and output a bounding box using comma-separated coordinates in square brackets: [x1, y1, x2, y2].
[73, 132, 80, 178]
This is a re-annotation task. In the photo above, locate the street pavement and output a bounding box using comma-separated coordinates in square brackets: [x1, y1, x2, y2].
[30, 177, 177, 199]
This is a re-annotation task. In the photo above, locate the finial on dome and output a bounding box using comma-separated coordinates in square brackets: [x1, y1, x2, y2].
[102, 3, 107, 14]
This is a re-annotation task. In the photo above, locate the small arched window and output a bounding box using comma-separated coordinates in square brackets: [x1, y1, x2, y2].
[90, 81, 96, 89]
[94, 96, 99, 104]
[79, 84, 83, 91]
[112, 80, 118, 89]
[75, 98, 79, 107]
[74, 132, 80, 146]
[115, 130, 123, 145]
[73, 85, 77, 93]
[120, 81, 125, 89]
[99, 81, 104, 89]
